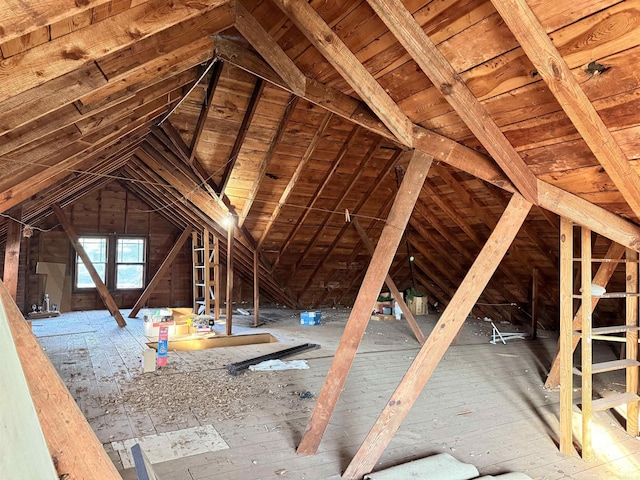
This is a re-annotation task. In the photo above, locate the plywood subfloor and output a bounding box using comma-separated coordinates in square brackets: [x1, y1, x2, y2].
[32, 308, 640, 479]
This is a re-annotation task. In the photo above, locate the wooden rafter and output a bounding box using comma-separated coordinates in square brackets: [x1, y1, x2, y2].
[365, 0, 538, 204]
[297, 149, 432, 455]
[491, 0, 640, 219]
[342, 194, 532, 478]
[2, 206, 22, 300]
[274, 124, 361, 271]
[235, 1, 306, 96]
[271, 0, 414, 147]
[189, 60, 224, 163]
[52, 204, 126, 327]
[257, 111, 333, 250]
[219, 78, 265, 196]
[214, 38, 640, 252]
[239, 95, 299, 228]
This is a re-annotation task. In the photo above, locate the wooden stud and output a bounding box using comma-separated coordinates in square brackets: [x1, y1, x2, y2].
[580, 226, 593, 460]
[352, 218, 425, 345]
[2, 206, 22, 301]
[214, 236, 221, 321]
[626, 248, 639, 437]
[1, 279, 121, 479]
[342, 193, 532, 479]
[296, 149, 432, 455]
[254, 248, 260, 327]
[559, 217, 574, 455]
[366, 0, 538, 204]
[52, 204, 126, 327]
[192, 231, 199, 314]
[129, 227, 192, 318]
[546, 241, 626, 388]
[204, 228, 211, 315]
[226, 215, 234, 336]
[271, 0, 414, 147]
[492, 0, 640, 219]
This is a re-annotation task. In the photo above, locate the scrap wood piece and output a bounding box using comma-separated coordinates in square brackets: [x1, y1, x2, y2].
[226, 343, 320, 376]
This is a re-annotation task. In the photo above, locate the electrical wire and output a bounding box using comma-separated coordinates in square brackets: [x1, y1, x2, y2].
[0, 212, 59, 233]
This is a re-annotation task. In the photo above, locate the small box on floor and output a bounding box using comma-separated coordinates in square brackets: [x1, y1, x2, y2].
[301, 311, 322, 326]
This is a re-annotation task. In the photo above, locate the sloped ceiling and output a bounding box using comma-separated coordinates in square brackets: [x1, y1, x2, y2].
[2, 0, 640, 325]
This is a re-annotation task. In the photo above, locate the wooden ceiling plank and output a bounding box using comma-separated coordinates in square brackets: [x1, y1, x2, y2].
[366, 0, 538, 204]
[0, 63, 106, 137]
[343, 194, 532, 479]
[297, 149, 432, 455]
[189, 60, 224, 162]
[219, 78, 265, 196]
[0, 0, 112, 44]
[271, 0, 414, 147]
[274, 124, 361, 271]
[257, 110, 333, 250]
[287, 136, 383, 284]
[0, 0, 234, 102]
[52, 203, 127, 327]
[239, 95, 299, 228]
[491, 0, 640, 219]
[235, 1, 306, 97]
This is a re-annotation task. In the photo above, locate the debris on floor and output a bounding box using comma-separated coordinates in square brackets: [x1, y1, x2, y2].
[248, 359, 309, 371]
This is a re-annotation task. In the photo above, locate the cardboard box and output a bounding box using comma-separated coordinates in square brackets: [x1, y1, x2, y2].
[407, 296, 428, 315]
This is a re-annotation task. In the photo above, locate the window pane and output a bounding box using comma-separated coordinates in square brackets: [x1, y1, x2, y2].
[116, 264, 144, 289]
[117, 238, 144, 263]
[79, 237, 107, 263]
[77, 261, 106, 288]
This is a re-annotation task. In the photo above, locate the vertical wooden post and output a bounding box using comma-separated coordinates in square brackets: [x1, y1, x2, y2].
[559, 217, 574, 455]
[1, 279, 122, 479]
[226, 215, 234, 336]
[214, 236, 221, 321]
[129, 227, 192, 318]
[581, 227, 593, 460]
[342, 194, 532, 479]
[3, 206, 22, 301]
[626, 249, 639, 436]
[531, 268, 539, 340]
[204, 228, 211, 315]
[192, 231, 199, 314]
[254, 249, 260, 327]
[52, 204, 126, 327]
[296, 150, 433, 455]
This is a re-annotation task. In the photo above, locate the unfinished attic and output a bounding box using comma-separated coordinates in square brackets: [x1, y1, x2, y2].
[3, 0, 640, 478]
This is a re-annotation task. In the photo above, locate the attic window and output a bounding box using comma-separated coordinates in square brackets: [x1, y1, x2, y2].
[75, 235, 146, 290]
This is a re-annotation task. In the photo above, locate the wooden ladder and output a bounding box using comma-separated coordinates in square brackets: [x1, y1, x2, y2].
[191, 228, 220, 319]
[560, 220, 640, 459]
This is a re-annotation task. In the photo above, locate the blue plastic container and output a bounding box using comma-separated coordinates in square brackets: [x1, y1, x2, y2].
[300, 311, 322, 326]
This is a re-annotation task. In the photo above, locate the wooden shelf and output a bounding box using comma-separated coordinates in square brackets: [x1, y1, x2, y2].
[574, 325, 640, 335]
[591, 393, 640, 412]
[572, 292, 640, 299]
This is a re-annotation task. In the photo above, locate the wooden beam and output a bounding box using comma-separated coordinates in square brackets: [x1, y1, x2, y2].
[239, 95, 299, 228]
[219, 78, 265, 196]
[342, 194, 532, 478]
[491, 0, 640, 219]
[352, 218, 425, 345]
[51, 204, 126, 327]
[531, 268, 539, 340]
[214, 236, 221, 321]
[559, 217, 574, 455]
[626, 248, 639, 437]
[0, 0, 234, 102]
[235, 1, 306, 96]
[545, 241, 626, 388]
[1, 279, 121, 479]
[296, 149, 432, 455]
[366, 0, 537, 204]
[213, 39, 640, 253]
[2, 206, 22, 300]
[226, 215, 234, 336]
[580, 226, 594, 460]
[271, 0, 414, 147]
[257, 111, 333, 250]
[254, 248, 260, 327]
[129, 227, 192, 318]
[189, 60, 224, 163]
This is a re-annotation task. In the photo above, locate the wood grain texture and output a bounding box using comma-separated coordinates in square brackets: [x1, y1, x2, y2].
[296, 149, 432, 455]
[626, 248, 639, 436]
[2, 206, 22, 300]
[342, 193, 531, 479]
[580, 226, 594, 460]
[366, 0, 538, 204]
